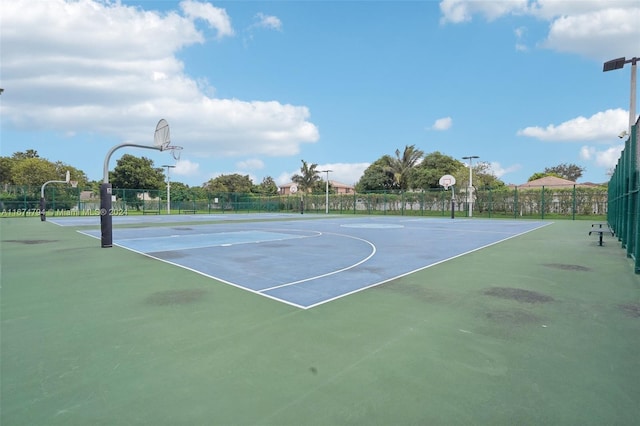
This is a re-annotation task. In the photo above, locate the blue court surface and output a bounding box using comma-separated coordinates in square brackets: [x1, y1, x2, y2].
[62, 216, 549, 309]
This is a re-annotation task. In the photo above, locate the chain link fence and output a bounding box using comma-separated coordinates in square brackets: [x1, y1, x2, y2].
[1, 184, 608, 220]
[608, 117, 639, 273]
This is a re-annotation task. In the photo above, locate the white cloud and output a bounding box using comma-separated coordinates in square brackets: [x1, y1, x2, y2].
[180, 0, 234, 39]
[276, 162, 369, 186]
[488, 162, 522, 178]
[529, 0, 636, 20]
[514, 26, 528, 52]
[276, 171, 294, 186]
[174, 159, 200, 176]
[317, 163, 370, 186]
[580, 144, 624, 169]
[236, 159, 265, 170]
[439, 0, 528, 24]
[0, 0, 318, 160]
[432, 117, 453, 131]
[541, 8, 640, 60]
[439, 0, 640, 60]
[254, 13, 283, 31]
[517, 109, 628, 142]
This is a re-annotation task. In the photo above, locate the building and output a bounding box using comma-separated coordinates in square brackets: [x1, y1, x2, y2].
[279, 181, 355, 195]
[516, 176, 602, 189]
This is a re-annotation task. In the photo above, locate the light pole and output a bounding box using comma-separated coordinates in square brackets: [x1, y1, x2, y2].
[320, 169, 332, 214]
[604, 56, 638, 170]
[462, 156, 479, 217]
[162, 165, 175, 214]
[604, 57, 638, 135]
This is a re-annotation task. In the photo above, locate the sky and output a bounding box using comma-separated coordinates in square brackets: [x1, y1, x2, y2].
[1, 0, 638, 188]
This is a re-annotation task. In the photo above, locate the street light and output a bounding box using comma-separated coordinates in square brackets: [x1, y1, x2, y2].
[319, 169, 332, 214]
[162, 165, 176, 214]
[462, 156, 479, 217]
[603, 57, 638, 134]
[604, 56, 638, 171]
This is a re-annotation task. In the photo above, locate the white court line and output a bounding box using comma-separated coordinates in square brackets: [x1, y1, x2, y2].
[258, 231, 377, 292]
[302, 221, 553, 309]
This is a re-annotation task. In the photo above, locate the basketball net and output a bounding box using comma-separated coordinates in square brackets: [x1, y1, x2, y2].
[166, 146, 183, 160]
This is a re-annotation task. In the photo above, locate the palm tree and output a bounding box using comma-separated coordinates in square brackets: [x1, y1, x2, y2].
[387, 144, 424, 191]
[291, 160, 321, 193]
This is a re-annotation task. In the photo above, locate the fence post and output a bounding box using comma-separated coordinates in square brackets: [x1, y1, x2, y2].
[572, 185, 576, 220]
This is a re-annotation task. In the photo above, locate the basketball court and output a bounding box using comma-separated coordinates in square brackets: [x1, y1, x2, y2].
[57, 215, 551, 308]
[2, 215, 639, 425]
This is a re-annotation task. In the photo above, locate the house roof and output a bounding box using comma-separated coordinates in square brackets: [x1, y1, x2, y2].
[518, 176, 578, 188]
[280, 180, 354, 189]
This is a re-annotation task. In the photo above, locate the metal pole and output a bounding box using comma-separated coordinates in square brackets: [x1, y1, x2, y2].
[451, 186, 455, 219]
[101, 143, 161, 248]
[320, 169, 332, 214]
[630, 59, 639, 176]
[630, 58, 637, 135]
[325, 178, 329, 214]
[162, 165, 175, 215]
[462, 156, 479, 217]
[603, 56, 638, 168]
[40, 171, 70, 221]
[468, 163, 473, 217]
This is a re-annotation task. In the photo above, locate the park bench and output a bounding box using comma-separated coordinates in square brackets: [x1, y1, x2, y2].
[589, 223, 614, 246]
[181, 209, 196, 214]
[142, 210, 160, 215]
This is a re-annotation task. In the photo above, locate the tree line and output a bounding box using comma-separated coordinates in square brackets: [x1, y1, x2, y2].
[0, 147, 588, 201]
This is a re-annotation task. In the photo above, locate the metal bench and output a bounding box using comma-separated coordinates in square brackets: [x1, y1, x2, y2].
[589, 223, 614, 246]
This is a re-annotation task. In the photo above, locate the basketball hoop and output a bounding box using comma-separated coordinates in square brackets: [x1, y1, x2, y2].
[165, 145, 183, 160]
[70, 180, 78, 188]
[439, 174, 456, 190]
[154, 119, 171, 151]
[439, 174, 457, 219]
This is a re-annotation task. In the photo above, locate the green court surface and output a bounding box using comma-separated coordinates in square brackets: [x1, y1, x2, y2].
[1, 217, 639, 425]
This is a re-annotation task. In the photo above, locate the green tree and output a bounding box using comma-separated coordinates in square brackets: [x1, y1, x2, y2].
[355, 155, 396, 192]
[203, 174, 254, 193]
[472, 162, 505, 189]
[456, 161, 505, 189]
[55, 161, 88, 188]
[291, 160, 321, 193]
[544, 163, 584, 181]
[12, 149, 40, 160]
[110, 154, 164, 210]
[388, 145, 424, 190]
[527, 172, 562, 182]
[254, 176, 279, 195]
[189, 186, 206, 200]
[11, 157, 59, 186]
[0, 156, 15, 183]
[413, 151, 465, 189]
[110, 154, 164, 190]
[160, 181, 190, 202]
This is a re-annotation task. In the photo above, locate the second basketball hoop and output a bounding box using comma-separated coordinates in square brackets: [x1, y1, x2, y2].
[439, 174, 456, 190]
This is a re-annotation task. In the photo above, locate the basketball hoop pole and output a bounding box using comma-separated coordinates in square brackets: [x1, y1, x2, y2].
[448, 186, 456, 219]
[100, 143, 162, 248]
[40, 171, 71, 221]
[439, 174, 457, 219]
